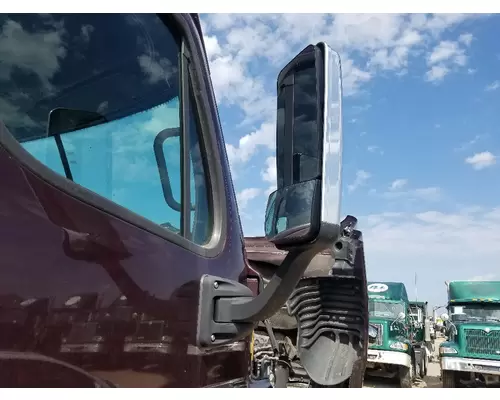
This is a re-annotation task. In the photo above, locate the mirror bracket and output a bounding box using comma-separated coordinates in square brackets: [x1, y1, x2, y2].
[196, 275, 255, 347]
[196, 238, 331, 347]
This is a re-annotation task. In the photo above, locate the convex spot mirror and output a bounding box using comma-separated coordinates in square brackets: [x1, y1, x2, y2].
[398, 312, 406, 320]
[264, 42, 343, 248]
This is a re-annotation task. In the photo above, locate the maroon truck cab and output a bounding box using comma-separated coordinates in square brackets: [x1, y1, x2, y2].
[0, 13, 361, 387]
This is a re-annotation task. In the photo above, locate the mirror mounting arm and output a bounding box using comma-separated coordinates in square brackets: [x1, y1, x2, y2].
[196, 235, 334, 347]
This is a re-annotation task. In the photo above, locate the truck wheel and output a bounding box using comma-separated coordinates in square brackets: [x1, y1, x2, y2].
[399, 364, 414, 388]
[442, 370, 456, 388]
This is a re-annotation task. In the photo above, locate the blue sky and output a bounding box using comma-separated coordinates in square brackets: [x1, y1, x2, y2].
[201, 13, 500, 309]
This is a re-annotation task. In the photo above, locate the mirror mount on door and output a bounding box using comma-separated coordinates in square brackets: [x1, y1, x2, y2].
[197, 239, 333, 347]
[197, 42, 344, 348]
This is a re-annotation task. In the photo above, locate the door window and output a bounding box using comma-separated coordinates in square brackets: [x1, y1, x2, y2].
[0, 14, 212, 245]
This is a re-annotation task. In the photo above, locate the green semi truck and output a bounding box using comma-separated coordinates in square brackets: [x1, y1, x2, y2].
[440, 280, 500, 387]
[366, 282, 420, 387]
[409, 301, 433, 372]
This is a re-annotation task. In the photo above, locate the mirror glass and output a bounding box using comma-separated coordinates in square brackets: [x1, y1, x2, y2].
[265, 42, 343, 245]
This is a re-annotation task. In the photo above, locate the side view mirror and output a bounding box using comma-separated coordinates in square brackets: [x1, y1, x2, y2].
[390, 312, 406, 330]
[197, 42, 346, 347]
[368, 324, 378, 344]
[264, 42, 343, 249]
[447, 323, 458, 336]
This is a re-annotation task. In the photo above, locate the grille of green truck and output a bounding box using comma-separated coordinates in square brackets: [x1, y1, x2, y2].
[465, 328, 500, 356]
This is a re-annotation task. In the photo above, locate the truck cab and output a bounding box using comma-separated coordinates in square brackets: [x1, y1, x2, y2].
[366, 282, 416, 387]
[0, 13, 366, 387]
[409, 300, 433, 377]
[440, 280, 500, 387]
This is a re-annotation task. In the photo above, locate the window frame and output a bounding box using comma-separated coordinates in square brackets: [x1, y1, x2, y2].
[0, 13, 227, 258]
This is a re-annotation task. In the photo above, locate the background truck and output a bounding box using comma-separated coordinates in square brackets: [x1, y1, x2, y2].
[409, 301, 433, 374]
[366, 281, 417, 387]
[440, 280, 500, 387]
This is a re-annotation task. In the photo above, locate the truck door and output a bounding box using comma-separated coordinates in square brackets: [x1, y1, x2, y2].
[0, 13, 249, 387]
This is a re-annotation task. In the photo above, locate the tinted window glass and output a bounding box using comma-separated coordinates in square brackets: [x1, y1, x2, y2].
[0, 14, 211, 245]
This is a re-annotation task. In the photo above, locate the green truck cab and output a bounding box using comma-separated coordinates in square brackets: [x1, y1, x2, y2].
[440, 280, 500, 387]
[366, 282, 417, 387]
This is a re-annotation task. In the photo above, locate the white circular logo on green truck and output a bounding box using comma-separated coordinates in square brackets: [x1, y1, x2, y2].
[368, 283, 388, 293]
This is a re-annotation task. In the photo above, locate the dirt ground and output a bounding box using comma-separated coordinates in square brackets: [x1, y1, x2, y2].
[363, 338, 444, 388]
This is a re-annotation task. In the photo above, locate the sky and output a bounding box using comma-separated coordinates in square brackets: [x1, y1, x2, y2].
[200, 13, 500, 309]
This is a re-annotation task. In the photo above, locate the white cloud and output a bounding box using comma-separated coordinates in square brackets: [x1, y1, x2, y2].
[390, 178, 408, 191]
[427, 40, 467, 66]
[424, 34, 473, 82]
[138, 54, 177, 85]
[0, 19, 66, 89]
[226, 121, 275, 169]
[465, 151, 497, 170]
[380, 186, 442, 202]
[361, 206, 500, 307]
[458, 33, 474, 46]
[425, 65, 450, 82]
[348, 169, 371, 193]
[261, 156, 277, 196]
[485, 80, 500, 91]
[203, 33, 274, 126]
[0, 18, 67, 129]
[236, 187, 262, 210]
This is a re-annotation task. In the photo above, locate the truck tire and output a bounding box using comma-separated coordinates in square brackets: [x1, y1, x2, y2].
[442, 370, 456, 388]
[399, 363, 414, 388]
